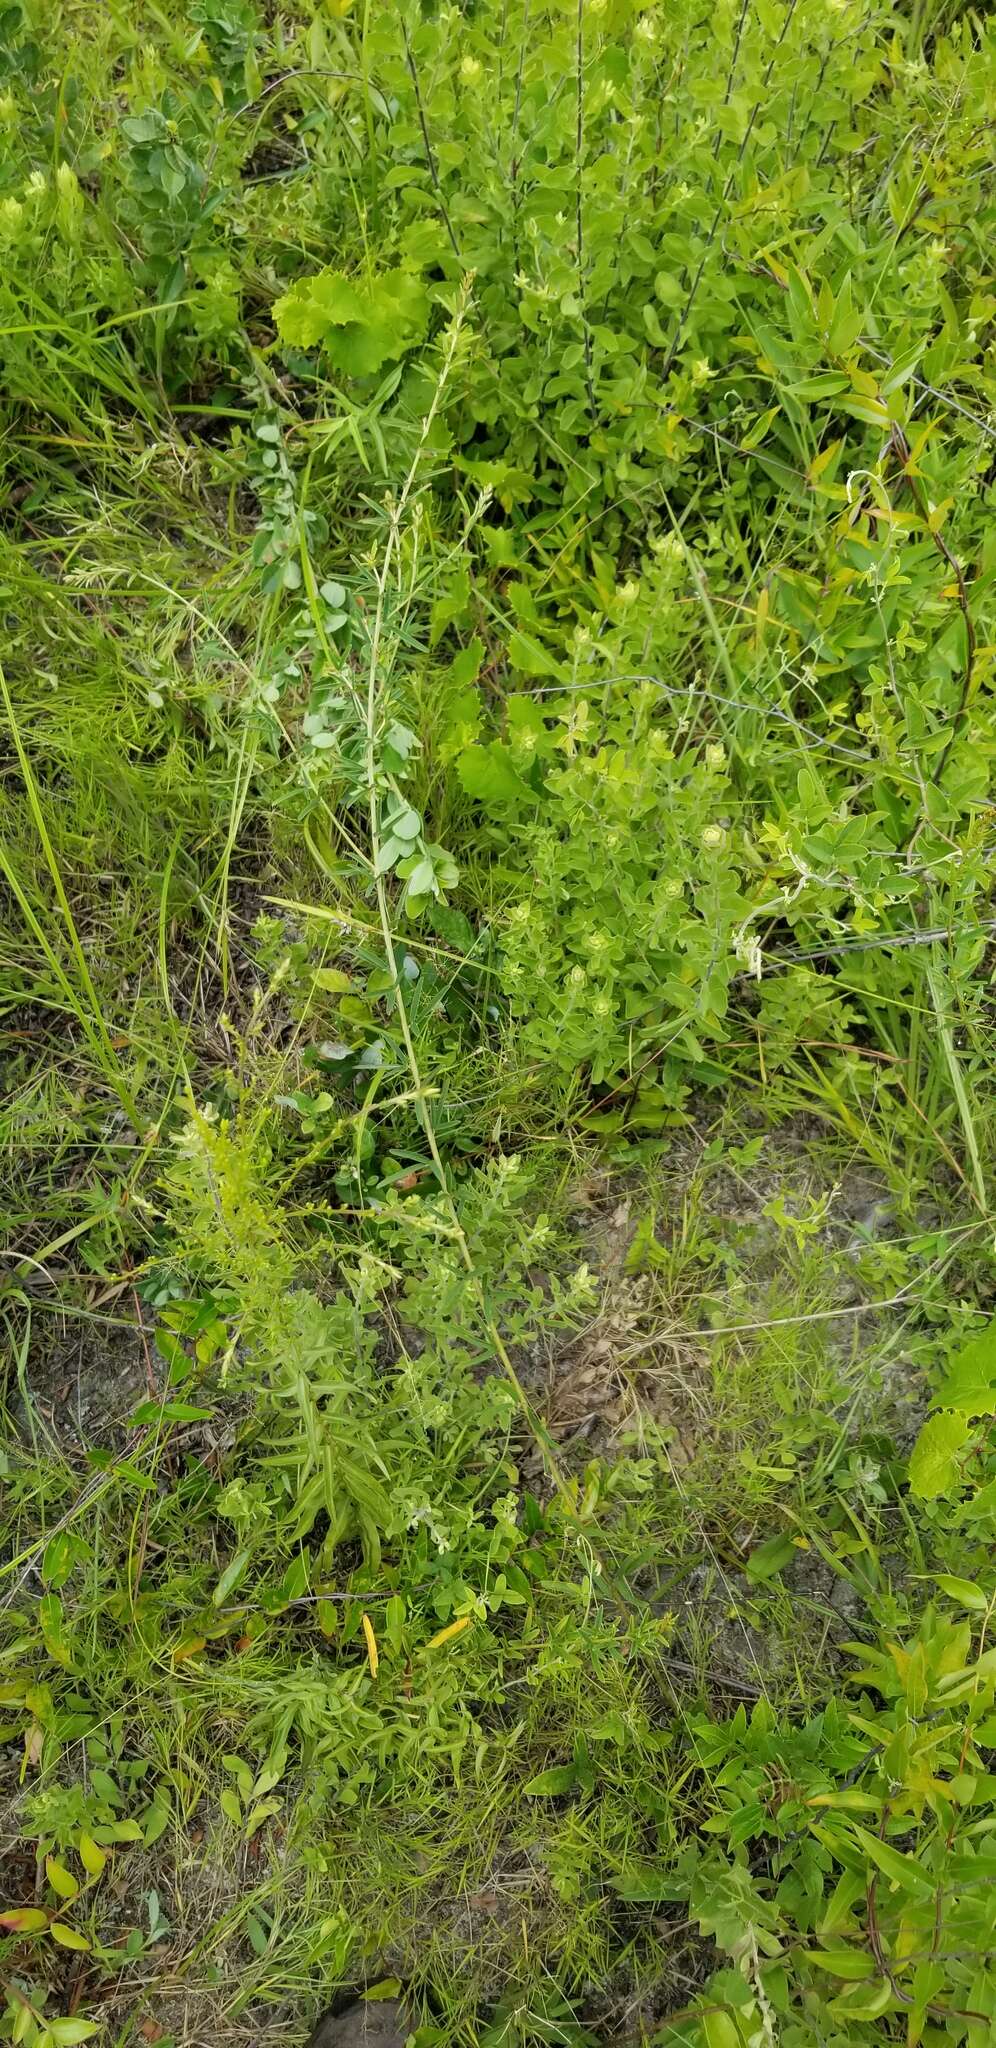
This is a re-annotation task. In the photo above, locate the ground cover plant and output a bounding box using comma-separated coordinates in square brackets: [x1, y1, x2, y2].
[2, 0, 996, 2043]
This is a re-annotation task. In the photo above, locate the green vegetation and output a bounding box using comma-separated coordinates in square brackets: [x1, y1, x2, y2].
[2, 0, 996, 2043]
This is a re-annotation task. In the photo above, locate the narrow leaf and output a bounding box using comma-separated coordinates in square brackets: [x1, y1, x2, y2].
[361, 1612, 379, 1679]
[852, 1826, 936, 1899]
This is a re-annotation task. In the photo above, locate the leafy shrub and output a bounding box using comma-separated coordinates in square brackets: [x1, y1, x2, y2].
[667, 1598, 996, 2045]
[451, 676, 745, 1103]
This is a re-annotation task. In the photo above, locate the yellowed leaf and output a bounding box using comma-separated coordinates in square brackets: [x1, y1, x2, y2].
[46, 1856, 79, 1902]
[48, 1921, 90, 1951]
[425, 1615, 473, 1652]
[79, 1833, 107, 1880]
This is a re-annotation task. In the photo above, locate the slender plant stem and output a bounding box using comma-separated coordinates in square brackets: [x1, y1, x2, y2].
[400, 16, 462, 261]
[575, 0, 596, 423]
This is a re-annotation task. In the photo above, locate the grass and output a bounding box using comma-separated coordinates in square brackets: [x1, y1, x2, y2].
[2, 1, 996, 2044]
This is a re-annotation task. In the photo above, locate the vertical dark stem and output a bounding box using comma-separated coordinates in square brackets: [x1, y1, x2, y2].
[723, 0, 751, 103]
[662, 0, 800, 378]
[400, 14, 462, 262]
[508, 0, 531, 274]
[576, 0, 596, 424]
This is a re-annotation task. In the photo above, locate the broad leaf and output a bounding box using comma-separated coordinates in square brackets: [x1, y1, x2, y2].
[935, 1322, 996, 1415]
[273, 267, 429, 375]
[908, 1410, 971, 1499]
[457, 743, 533, 804]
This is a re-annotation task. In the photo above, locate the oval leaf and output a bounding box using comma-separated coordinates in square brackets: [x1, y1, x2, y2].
[935, 1573, 989, 1612]
[746, 1532, 796, 1581]
[78, 1834, 107, 1879]
[524, 1765, 578, 1797]
[46, 1856, 79, 1902]
[48, 1922, 91, 1951]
